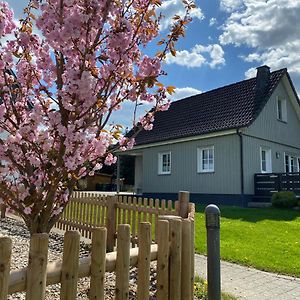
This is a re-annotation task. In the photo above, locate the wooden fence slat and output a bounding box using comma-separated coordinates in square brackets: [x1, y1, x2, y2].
[169, 218, 182, 300]
[131, 197, 137, 247]
[0, 237, 12, 300]
[156, 220, 169, 300]
[117, 199, 121, 227]
[137, 222, 151, 300]
[143, 198, 148, 222]
[60, 231, 80, 300]
[115, 224, 130, 300]
[127, 197, 132, 226]
[122, 196, 127, 225]
[167, 200, 173, 211]
[106, 197, 117, 252]
[149, 198, 154, 229]
[137, 197, 142, 228]
[181, 219, 192, 300]
[26, 233, 49, 300]
[90, 228, 107, 300]
[154, 199, 160, 242]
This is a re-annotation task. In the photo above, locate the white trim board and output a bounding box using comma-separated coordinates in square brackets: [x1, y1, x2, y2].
[125, 129, 237, 151]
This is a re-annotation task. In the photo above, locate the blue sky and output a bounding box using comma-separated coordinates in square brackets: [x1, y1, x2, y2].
[5, 0, 300, 128]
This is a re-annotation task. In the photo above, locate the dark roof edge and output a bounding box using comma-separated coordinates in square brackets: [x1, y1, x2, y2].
[134, 125, 241, 146]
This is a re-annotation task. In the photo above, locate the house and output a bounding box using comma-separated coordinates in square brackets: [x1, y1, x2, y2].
[118, 66, 300, 206]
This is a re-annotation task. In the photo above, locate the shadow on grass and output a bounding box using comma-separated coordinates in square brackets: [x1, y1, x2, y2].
[195, 204, 300, 222]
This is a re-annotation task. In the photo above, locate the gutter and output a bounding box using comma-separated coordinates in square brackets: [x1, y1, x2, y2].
[237, 129, 244, 195]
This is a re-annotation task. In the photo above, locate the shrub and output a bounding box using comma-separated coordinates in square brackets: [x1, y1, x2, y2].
[271, 191, 297, 208]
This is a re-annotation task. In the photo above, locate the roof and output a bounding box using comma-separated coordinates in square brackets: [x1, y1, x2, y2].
[133, 68, 289, 146]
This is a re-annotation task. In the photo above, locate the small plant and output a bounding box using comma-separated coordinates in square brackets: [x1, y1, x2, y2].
[271, 191, 297, 208]
[194, 274, 237, 300]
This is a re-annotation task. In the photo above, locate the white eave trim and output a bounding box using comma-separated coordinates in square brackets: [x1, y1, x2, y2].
[125, 129, 237, 151]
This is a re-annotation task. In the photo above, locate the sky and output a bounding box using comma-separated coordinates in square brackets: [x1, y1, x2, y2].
[4, 0, 300, 129]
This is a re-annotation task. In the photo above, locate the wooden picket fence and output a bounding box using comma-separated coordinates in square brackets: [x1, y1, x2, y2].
[54, 191, 195, 251]
[0, 218, 194, 300]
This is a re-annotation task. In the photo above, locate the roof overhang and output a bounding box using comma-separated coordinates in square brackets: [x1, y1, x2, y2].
[117, 129, 237, 154]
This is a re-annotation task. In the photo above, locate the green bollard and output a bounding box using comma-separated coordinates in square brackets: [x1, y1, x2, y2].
[205, 204, 221, 300]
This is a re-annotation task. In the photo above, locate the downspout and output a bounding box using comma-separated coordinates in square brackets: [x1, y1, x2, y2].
[237, 129, 245, 202]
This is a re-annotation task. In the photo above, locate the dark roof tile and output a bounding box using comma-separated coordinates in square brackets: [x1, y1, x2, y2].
[133, 68, 287, 146]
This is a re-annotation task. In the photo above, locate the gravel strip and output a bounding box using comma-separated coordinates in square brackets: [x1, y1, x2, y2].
[0, 217, 157, 299]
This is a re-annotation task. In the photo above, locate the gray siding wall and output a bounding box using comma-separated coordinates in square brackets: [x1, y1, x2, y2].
[139, 134, 241, 195]
[242, 135, 300, 194]
[245, 80, 300, 148]
[242, 79, 300, 194]
[134, 155, 143, 192]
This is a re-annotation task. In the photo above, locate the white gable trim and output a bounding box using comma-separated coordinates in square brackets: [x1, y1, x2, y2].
[127, 129, 237, 150]
[282, 74, 300, 121]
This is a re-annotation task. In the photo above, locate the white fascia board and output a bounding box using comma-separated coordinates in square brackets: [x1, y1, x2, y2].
[282, 74, 300, 120]
[125, 129, 237, 151]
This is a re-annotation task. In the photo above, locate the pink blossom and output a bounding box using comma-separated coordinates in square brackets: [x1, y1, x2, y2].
[0, 0, 189, 230]
[104, 153, 117, 166]
[23, 206, 32, 215]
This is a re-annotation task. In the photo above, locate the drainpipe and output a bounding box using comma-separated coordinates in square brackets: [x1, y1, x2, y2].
[237, 129, 245, 200]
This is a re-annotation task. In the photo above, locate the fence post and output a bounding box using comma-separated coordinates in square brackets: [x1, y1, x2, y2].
[190, 219, 195, 298]
[115, 224, 130, 300]
[169, 218, 182, 300]
[181, 219, 192, 300]
[90, 227, 107, 300]
[137, 222, 151, 300]
[60, 231, 80, 300]
[106, 196, 117, 252]
[26, 233, 49, 300]
[0, 204, 6, 219]
[156, 220, 169, 300]
[0, 237, 12, 300]
[205, 205, 221, 300]
[177, 191, 190, 218]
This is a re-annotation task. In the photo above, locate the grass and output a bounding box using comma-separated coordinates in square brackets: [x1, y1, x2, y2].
[194, 275, 237, 300]
[195, 205, 300, 277]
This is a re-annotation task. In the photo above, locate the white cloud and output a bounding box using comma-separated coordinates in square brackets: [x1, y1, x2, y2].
[209, 18, 217, 26]
[159, 0, 204, 31]
[219, 0, 300, 87]
[170, 87, 202, 101]
[220, 0, 243, 12]
[244, 67, 256, 79]
[165, 43, 225, 68]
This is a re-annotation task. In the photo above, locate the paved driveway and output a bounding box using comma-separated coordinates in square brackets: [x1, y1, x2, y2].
[195, 254, 300, 300]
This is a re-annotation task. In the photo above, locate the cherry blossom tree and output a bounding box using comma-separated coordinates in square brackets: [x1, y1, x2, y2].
[0, 0, 194, 234]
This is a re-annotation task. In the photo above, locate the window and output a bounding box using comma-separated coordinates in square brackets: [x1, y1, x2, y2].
[277, 97, 287, 122]
[197, 146, 214, 173]
[284, 154, 299, 173]
[158, 152, 171, 175]
[260, 147, 272, 173]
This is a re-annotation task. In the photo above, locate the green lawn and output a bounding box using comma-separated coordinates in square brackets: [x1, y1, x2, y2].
[195, 205, 300, 277]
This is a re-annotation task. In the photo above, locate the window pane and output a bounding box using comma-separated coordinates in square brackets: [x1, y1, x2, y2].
[285, 155, 289, 173]
[277, 100, 282, 120]
[203, 149, 208, 160]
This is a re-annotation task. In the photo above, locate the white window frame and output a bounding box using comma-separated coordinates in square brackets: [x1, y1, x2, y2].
[260, 147, 272, 173]
[197, 146, 214, 173]
[276, 97, 287, 122]
[284, 153, 299, 173]
[158, 152, 171, 175]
